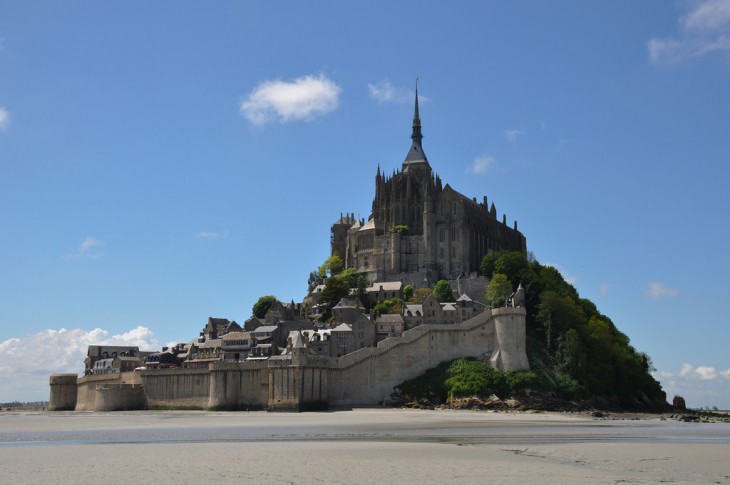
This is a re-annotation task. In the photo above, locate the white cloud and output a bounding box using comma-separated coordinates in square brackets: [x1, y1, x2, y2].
[468, 155, 496, 174]
[648, 0, 730, 65]
[195, 229, 229, 240]
[646, 281, 679, 300]
[598, 284, 613, 296]
[0, 326, 160, 402]
[240, 73, 341, 126]
[674, 363, 730, 381]
[0, 106, 9, 130]
[64, 236, 106, 259]
[655, 362, 730, 409]
[504, 129, 526, 142]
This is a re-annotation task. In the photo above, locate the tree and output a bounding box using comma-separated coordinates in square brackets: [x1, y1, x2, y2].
[307, 270, 324, 293]
[485, 273, 512, 308]
[252, 295, 277, 319]
[403, 284, 414, 302]
[317, 277, 350, 310]
[338, 267, 359, 288]
[493, 252, 529, 289]
[410, 287, 433, 304]
[433, 280, 454, 302]
[318, 253, 344, 278]
[480, 251, 504, 277]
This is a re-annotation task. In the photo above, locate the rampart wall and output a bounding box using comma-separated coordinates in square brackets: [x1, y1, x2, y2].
[51, 308, 527, 412]
[207, 361, 269, 410]
[141, 368, 211, 409]
[326, 308, 509, 406]
[76, 372, 144, 411]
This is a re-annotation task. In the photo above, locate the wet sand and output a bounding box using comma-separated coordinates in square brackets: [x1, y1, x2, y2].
[1, 409, 728, 484]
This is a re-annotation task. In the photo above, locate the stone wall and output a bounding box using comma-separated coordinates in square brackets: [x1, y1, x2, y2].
[268, 353, 329, 411]
[325, 307, 527, 407]
[207, 361, 269, 410]
[76, 373, 122, 411]
[141, 368, 211, 409]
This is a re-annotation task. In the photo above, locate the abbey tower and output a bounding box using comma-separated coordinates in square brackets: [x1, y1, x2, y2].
[332, 85, 527, 285]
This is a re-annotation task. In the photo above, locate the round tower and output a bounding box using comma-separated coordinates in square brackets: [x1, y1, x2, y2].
[490, 308, 530, 371]
[48, 374, 78, 411]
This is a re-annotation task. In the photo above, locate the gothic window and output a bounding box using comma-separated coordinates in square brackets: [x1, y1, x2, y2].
[439, 227, 445, 242]
[439, 247, 444, 258]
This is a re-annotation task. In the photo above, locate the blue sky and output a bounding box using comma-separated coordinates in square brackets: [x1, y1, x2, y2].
[1, 1, 730, 407]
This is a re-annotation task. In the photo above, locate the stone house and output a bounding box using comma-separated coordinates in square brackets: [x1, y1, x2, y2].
[297, 328, 332, 357]
[374, 313, 405, 342]
[330, 313, 375, 358]
[202, 317, 241, 340]
[332, 297, 366, 324]
[402, 293, 484, 328]
[85, 345, 140, 375]
[145, 349, 180, 369]
[92, 355, 143, 374]
[250, 325, 279, 358]
[221, 331, 253, 361]
[185, 338, 222, 367]
[366, 281, 403, 302]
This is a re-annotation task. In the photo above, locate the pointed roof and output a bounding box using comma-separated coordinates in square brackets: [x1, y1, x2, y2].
[403, 79, 430, 171]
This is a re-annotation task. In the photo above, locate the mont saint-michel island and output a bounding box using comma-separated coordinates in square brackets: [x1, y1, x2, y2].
[48, 88, 669, 414]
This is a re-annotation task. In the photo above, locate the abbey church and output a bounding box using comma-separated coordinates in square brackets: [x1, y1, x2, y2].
[332, 87, 527, 284]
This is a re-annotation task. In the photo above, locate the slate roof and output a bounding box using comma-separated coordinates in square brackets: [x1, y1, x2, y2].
[222, 331, 251, 341]
[366, 281, 403, 292]
[333, 297, 365, 309]
[198, 338, 222, 349]
[404, 304, 423, 316]
[376, 314, 404, 323]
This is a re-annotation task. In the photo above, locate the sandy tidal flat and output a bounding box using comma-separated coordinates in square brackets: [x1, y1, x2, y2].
[1, 409, 728, 484]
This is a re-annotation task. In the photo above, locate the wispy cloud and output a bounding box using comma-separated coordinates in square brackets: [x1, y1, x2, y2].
[648, 0, 730, 65]
[240, 74, 341, 126]
[646, 281, 679, 300]
[598, 284, 613, 296]
[656, 362, 730, 408]
[368, 79, 413, 104]
[0, 106, 9, 131]
[467, 155, 496, 174]
[0, 326, 160, 401]
[64, 237, 106, 259]
[504, 129, 526, 142]
[195, 229, 229, 240]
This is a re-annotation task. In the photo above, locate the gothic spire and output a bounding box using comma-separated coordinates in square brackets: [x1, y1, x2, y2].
[411, 77, 422, 145]
[403, 77, 430, 170]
